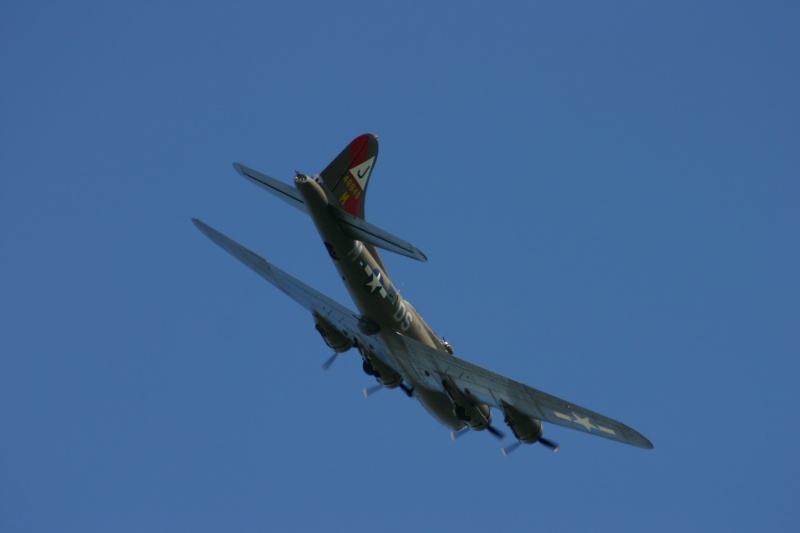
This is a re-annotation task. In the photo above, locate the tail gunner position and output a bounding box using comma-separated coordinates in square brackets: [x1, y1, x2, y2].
[193, 134, 653, 454]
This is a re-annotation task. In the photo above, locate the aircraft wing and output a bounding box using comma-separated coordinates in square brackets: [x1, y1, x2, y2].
[192, 218, 650, 448]
[192, 218, 362, 337]
[382, 333, 653, 449]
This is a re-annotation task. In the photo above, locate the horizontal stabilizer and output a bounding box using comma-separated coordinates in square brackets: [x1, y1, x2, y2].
[335, 211, 428, 262]
[233, 163, 307, 214]
[234, 162, 427, 262]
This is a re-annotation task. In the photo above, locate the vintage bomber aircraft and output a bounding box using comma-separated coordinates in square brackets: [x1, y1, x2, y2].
[192, 134, 653, 455]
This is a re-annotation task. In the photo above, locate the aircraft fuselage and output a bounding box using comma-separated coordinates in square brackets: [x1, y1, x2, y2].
[294, 174, 470, 430]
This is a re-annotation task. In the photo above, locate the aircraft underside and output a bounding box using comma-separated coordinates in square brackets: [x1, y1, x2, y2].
[192, 134, 653, 455]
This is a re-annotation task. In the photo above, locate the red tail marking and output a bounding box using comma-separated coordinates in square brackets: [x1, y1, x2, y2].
[339, 134, 372, 216]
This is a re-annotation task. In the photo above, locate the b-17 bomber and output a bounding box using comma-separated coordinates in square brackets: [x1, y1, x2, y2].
[193, 134, 653, 456]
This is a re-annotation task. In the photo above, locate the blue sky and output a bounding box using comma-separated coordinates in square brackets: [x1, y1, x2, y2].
[2, 2, 798, 531]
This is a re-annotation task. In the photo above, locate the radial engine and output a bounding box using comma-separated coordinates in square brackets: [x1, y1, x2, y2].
[501, 402, 544, 444]
[313, 313, 354, 353]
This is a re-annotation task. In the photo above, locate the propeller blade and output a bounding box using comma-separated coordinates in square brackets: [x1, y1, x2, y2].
[363, 384, 383, 398]
[486, 425, 506, 441]
[321, 352, 339, 371]
[450, 428, 469, 441]
[501, 441, 522, 457]
[539, 437, 560, 453]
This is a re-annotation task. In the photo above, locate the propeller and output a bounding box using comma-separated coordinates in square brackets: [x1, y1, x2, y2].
[501, 441, 522, 457]
[539, 437, 560, 453]
[501, 437, 560, 457]
[363, 384, 383, 397]
[450, 428, 469, 441]
[450, 425, 505, 441]
[363, 382, 413, 398]
[321, 352, 339, 371]
[486, 425, 506, 441]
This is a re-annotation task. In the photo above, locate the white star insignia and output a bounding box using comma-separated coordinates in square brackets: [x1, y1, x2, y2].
[571, 413, 595, 431]
[367, 271, 383, 293]
[554, 410, 616, 435]
[364, 265, 388, 298]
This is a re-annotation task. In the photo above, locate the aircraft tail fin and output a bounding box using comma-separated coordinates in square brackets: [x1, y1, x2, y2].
[232, 134, 426, 261]
[319, 134, 378, 219]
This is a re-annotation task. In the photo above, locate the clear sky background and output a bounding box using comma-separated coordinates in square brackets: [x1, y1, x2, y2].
[2, 2, 798, 532]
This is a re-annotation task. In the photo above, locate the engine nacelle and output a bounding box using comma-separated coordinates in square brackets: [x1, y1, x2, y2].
[501, 402, 543, 444]
[359, 346, 403, 388]
[455, 402, 493, 431]
[441, 378, 492, 431]
[313, 313, 354, 353]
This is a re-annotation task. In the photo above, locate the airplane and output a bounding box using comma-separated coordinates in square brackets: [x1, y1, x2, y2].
[192, 134, 653, 455]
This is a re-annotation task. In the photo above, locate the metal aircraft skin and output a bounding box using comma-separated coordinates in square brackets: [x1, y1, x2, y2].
[193, 134, 653, 454]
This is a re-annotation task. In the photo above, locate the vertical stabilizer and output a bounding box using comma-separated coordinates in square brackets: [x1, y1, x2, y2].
[319, 134, 378, 219]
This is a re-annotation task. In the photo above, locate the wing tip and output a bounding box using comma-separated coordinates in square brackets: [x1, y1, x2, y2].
[191, 217, 211, 233]
[191, 218, 225, 245]
[628, 430, 654, 450]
